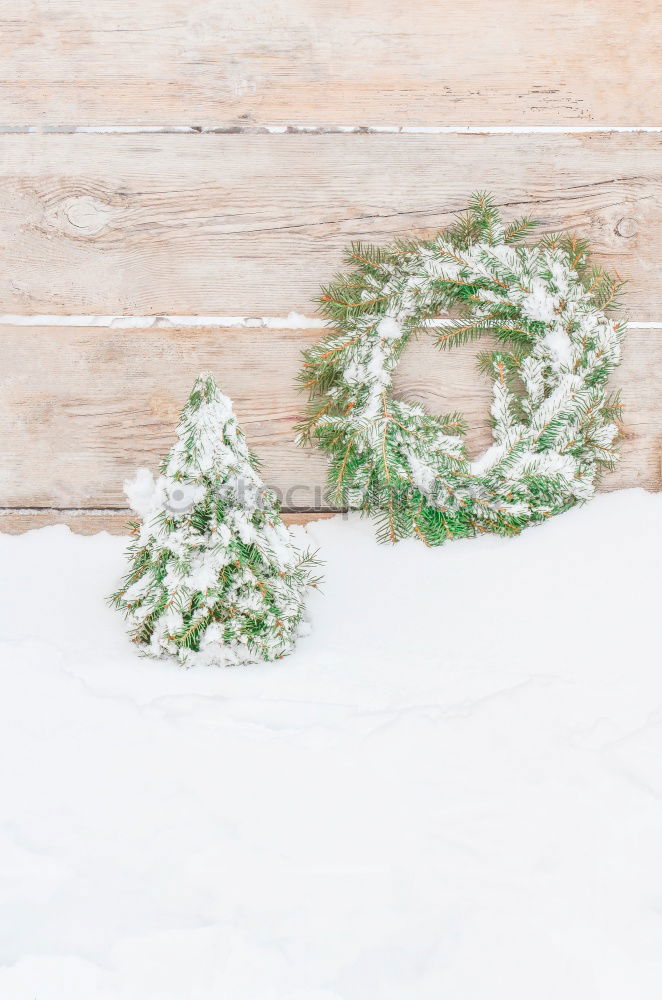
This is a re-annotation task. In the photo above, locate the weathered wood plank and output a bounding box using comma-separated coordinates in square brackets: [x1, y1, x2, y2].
[0, 0, 659, 126]
[1, 133, 660, 318]
[1, 326, 659, 518]
[0, 509, 336, 536]
[0, 326, 329, 509]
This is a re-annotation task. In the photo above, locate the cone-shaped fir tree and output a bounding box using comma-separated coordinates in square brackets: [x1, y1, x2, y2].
[111, 374, 320, 666]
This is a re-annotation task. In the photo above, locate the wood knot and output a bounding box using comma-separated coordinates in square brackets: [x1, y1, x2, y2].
[615, 216, 638, 239]
[52, 195, 115, 238]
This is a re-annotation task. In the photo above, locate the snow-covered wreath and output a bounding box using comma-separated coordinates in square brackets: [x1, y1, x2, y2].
[298, 194, 626, 544]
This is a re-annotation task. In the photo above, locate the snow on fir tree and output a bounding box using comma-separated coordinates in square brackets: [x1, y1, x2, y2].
[111, 374, 320, 667]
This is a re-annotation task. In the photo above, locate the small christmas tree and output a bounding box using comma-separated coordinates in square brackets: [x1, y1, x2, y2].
[111, 374, 320, 666]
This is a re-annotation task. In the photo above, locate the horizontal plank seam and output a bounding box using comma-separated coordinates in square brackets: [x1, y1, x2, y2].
[2, 125, 662, 135]
[0, 316, 658, 330]
[0, 314, 326, 330]
[0, 506, 346, 515]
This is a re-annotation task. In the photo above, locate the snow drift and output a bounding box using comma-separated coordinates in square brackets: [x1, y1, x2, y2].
[0, 490, 661, 998]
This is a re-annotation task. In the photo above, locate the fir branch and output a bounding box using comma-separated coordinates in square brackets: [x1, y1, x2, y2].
[297, 192, 627, 546]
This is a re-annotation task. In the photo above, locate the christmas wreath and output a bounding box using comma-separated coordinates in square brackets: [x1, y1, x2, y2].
[298, 194, 626, 545]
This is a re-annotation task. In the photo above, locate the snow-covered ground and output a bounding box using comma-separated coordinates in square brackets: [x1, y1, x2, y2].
[1, 489, 661, 999]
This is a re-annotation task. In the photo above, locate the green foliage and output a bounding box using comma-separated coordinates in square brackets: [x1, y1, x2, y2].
[297, 194, 627, 545]
[112, 375, 321, 665]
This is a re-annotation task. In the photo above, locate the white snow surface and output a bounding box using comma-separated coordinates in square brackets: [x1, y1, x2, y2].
[1, 489, 661, 999]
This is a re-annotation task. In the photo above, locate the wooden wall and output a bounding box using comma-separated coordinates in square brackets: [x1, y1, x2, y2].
[1, 0, 661, 533]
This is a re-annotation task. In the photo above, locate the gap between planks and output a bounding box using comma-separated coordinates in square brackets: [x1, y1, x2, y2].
[2, 125, 662, 135]
[0, 317, 660, 330]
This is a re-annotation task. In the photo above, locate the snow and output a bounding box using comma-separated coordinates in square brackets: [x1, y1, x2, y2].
[375, 316, 402, 340]
[123, 468, 158, 520]
[1, 489, 661, 999]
